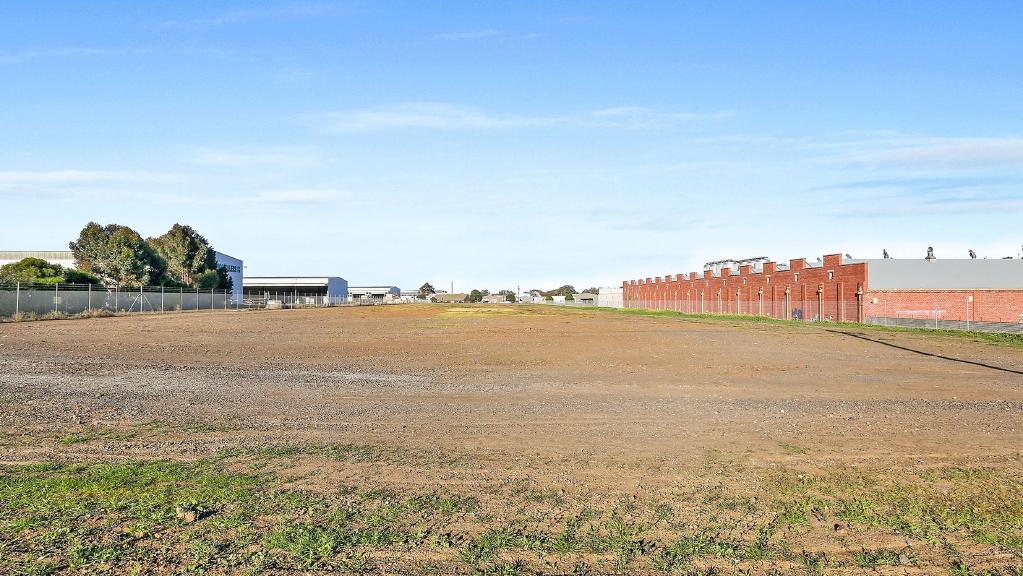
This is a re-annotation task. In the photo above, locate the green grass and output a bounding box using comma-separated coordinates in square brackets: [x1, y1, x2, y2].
[2, 460, 1022, 574]
[584, 306, 1023, 348]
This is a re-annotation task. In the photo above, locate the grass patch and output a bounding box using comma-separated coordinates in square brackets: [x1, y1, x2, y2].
[1, 460, 1021, 574]
[780, 442, 810, 455]
[585, 306, 1023, 348]
[57, 426, 140, 445]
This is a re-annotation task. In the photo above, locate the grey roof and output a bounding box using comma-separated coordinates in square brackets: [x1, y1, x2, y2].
[865, 259, 1023, 290]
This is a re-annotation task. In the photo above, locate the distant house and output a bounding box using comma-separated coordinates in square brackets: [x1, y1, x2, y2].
[574, 293, 598, 305]
[552, 295, 566, 304]
[432, 293, 468, 303]
[481, 294, 507, 304]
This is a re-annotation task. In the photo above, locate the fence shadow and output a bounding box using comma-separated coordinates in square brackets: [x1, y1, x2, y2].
[825, 329, 1023, 377]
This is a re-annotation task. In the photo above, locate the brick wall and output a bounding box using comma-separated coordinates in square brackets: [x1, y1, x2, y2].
[622, 253, 868, 322]
[623, 253, 1023, 324]
[864, 290, 1023, 323]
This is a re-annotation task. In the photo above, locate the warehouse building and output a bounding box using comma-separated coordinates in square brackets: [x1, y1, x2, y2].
[348, 286, 401, 302]
[244, 276, 348, 306]
[624, 253, 1023, 331]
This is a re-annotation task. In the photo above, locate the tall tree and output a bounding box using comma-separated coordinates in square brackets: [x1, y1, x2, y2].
[468, 289, 483, 303]
[147, 224, 230, 289]
[69, 222, 166, 287]
[148, 224, 218, 287]
[0, 258, 98, 285]
[418, 282, 436, 299]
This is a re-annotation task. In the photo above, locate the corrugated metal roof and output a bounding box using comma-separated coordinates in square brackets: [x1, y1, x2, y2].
[865, 259, 1023, 290]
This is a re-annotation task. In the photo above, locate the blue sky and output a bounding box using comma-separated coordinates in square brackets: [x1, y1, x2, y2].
[2, 1, 1022, 291]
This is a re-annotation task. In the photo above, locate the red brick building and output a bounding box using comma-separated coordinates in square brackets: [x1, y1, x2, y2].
[623, 254, 1023, 329]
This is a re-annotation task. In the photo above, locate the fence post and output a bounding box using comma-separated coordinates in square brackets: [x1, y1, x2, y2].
[15, 282, 19, 316]
[161, 286, 164, 312]
[115, 284, 119, 313]
[54, 283, 58, 313]
[196, 287, 199, 311]
[88, 283, 92, 312]
[140, 285, 143, 313]
[966, 296, 972, 331]
[211, 288, 214, 310]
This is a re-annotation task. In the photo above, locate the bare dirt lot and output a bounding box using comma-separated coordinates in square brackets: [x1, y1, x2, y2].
[1, 305, 1022, 575]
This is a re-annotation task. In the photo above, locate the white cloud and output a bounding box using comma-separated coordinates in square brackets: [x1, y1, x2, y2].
[307, 102, 731, 132]
[837, 136, 1023, 169]
[433, 29, 505, 41]
[158, 3, 335, 30]
[0, 170, 184, 187]
[252, 189, 345, 203]
[0, 47, 143, 64]
[191, 147, 323, 168]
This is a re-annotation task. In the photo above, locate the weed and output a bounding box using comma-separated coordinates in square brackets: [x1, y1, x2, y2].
[853, 547, 905, 568]
[780, 442, 809, 455]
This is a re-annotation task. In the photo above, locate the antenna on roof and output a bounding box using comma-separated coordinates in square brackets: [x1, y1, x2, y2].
[882, 249, 890, 259]
[925, 246, 936, 261]
[844, 253, 852, 259]
[969, 249, 976, 259]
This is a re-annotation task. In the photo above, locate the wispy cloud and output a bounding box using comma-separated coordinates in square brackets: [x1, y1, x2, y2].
[306, 102, 732, 132]
[0, 170, 184, 187]
[811, 175, 1020, 194]
[0, 47, 143, 64]
[158, 3, 336, 30]
[433, 29, 505, 41]
[818, 175, 1023, 218]
[191, 147, 323, 168]
[0, 169, 350, 206]
[844, 137, 1023, 169]
[0, 45, 237, 65]
[251, 189, 346, 203]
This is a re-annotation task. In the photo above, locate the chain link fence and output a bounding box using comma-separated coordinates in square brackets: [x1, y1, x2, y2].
[621, 296, 1023, 334]
[0, 283, 365, 321]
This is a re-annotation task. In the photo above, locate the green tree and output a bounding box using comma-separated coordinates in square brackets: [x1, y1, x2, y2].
[69, 223, 166, 287]
[505, 293, 516, 303]
[565, 293, 575, 301]
[418, 282, 436, 299]
[148, 224, 219, 287]
[468, 289, 483, 303]
[0, 258, 64, 284]
[541, 285, 576, 297]
[0, 258, 99, 285]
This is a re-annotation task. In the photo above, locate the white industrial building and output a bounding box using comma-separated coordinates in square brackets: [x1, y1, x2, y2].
[349, 286, 401, 302]
[243, 276, 348, 305]
[214, 252, 244, 302]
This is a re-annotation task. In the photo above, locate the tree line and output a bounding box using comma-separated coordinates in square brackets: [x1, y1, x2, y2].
[0, 222, 233, 290]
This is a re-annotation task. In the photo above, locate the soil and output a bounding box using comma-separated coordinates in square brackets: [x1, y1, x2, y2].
[1, 304, 1022, 573]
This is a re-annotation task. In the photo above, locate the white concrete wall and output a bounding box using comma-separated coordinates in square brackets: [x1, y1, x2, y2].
[598, 286, 624, 308]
